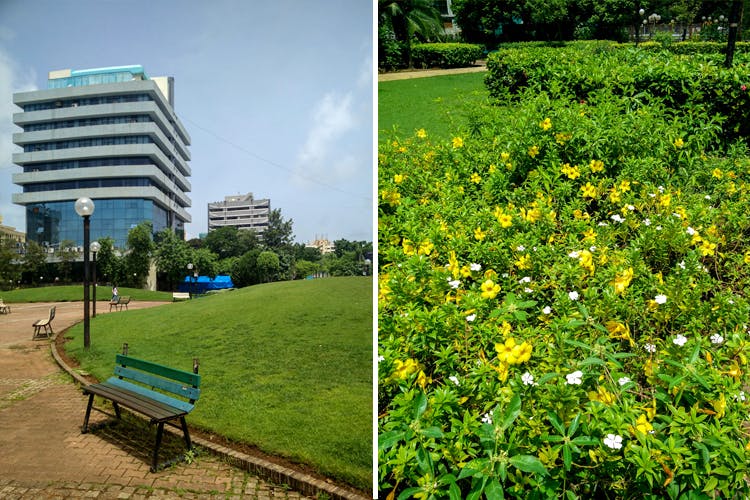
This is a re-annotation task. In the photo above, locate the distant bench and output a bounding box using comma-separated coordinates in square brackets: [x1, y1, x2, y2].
[110, 296, 131, 312]
[172, 292, 190, 301]
[81, 345, 201, 472]
[32, 306, 56, 340]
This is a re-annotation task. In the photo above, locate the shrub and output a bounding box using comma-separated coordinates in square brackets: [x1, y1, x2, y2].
[378, 89, 750, 498]
[412, 43, 484, 69]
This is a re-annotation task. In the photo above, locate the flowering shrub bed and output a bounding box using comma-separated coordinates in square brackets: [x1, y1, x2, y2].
[485, 43, 750, 144]
[378, 88, 750, 498]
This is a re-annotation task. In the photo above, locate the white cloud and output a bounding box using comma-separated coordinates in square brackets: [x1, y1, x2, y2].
[293, 91, 358, 188]
[0, 49, 37, 230]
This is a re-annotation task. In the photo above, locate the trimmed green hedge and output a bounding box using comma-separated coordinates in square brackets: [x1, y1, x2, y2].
[485, 43, 750, 145]
[412, 43, 483, 69]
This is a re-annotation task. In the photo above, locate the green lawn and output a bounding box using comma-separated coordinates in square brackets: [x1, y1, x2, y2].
[378, 72, 488, 141]
[63, 277, 372, 491]
[1, 285, 171, 303]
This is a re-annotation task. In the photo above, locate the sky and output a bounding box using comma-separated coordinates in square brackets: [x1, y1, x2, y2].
[0, 0, 374, 244]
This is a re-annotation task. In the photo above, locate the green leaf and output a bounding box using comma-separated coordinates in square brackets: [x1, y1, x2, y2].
[397, 487, 422, 500]
[703, 476, 718, 493]
[568, 413, 581, 436]
[689, 342, 701, 364]
[485, 479, 505, 500]
[378, 430, 404, 450]
[500, 393, 522, 430]
[509, 454, 548, 475]
[563, 444, 572, 471]
[580, 356, 605, 366]
[420, 426, 443, 439]
[448, 481, 462, 500]
[548, 412, 565, 435]
[414, 391, 428, 420]
[416, 445, 434, 475]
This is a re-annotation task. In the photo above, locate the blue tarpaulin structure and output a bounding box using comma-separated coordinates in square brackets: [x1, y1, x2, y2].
[178, 275, 234, 294]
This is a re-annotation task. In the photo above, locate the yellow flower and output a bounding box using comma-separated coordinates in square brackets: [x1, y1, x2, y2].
[481, 279, 500, 299]
[606, 320, 634, 346]
[380, 189, 401, 206]
[528, 145, 540, 158]
[589, 159, 604, 173]
[447, 251, 460, 278]
[416, 128, 427, 139]
[699, 240, 716, 256]
[619, 180, 631, 192]
[582, 227, 596, 241]
[522, 207, 542, 223]
[494, 338, 532, 365]
[488, 163, 497, 173]
[630, 414, 654, 435]
[501, 152, 511, 161]
[470, 172, 481, 184]
[573, 209, 589, 220]
[555, 132, 572, 144]
[743, 252, 750, 265]
[452, 136, 464, 149]
[378, 280, 391, 303]
[560, 163, 580, 179]
[712, 168, 723, 179]
[515, 253, 532, 270]
[608, 188, 621, 204]
[540, 117, 552, 131]
[513, 341, 533, 364]
[659, 193, 671, 208]
[474, 227, 486, 241]
[580, 182, 597, 199]
[579, 250, 595, 275]
[588, 386, 615, 405]
[673, 137, 684, 148]
[394, 174, 405, 184]
[417, 240, 434, 256]
[402, 239, 416, 255]
[611, 267, 634, 294]
[711, 393, 726, 419]
[493, 206, 513, 228]
[392, 358, 419, 380]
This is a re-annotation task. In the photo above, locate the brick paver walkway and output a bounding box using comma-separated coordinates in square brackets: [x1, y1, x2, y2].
[0, 301, 312, 499]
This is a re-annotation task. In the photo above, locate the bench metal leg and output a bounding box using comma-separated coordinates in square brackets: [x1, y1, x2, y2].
[180, 416, 192, 449]
[152, 422, 165, 472]
[82, 393, 95, 433]
[112, 401, 122, 420]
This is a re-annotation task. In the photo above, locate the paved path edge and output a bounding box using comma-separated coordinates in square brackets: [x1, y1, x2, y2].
[49, 334, 371, 500]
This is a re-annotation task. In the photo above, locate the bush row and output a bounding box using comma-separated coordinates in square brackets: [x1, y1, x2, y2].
[412, 43, 484, 69]
[485, 43, 750, 146]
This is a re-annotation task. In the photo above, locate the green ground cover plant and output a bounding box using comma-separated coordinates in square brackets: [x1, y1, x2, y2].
[379, 73, 489, 140]
[1, 285, 170, 303]
[379, 50, 750, 498]
[64, 277, 372, 491]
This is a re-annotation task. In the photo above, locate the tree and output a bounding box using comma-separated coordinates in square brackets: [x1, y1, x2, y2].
[190, 247, 218, 279]
[124, 222, 154, 288]
[0, 239, 21, 290]
[379, 0, 444, 67]
[294, 259, 320, 279]
[55, 239, 77, 283]
[231, 249, 261, 288]
[96, 237, 122, 285]
[256, 251, 281, 283]
[262, 209, 294, 250]
[23, 241, 48, 285]
[292, 243, 322, 263]
[154, 228, 190, 290]
[323, 251, 362, 276]
[204, 226, 257, 259]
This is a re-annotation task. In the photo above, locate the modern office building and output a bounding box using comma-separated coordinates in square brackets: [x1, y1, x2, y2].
[207, 193, 270, 235]
[11, 65, 191, 249]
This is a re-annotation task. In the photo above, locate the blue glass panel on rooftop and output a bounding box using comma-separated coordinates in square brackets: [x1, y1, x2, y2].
[48, 65, 148, 89]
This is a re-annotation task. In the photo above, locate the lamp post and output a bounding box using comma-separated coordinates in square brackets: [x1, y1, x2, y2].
[90, 241, 101, 318]
[636, 8, 645, 46]
[187, 263, 194, 298]
[75, 197, 95, 349]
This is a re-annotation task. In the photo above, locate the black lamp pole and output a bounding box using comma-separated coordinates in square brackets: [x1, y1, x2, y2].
[75, 197, 95, 349]
[91, 241, 100, 318]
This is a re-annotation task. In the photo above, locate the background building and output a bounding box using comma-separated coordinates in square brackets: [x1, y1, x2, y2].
[207, 193, 270, 235]
[11, 65, 191, 249]
[0, 219, 25, 254]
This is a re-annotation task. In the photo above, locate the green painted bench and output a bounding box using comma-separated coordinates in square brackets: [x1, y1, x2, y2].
[81, 346, 201, 472]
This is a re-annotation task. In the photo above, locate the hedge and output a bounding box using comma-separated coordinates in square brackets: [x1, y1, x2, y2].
[412, 43, 484, 69]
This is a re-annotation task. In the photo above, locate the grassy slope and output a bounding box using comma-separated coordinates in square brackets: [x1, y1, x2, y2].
[64, 277, 372, 490]
[378, 72, 488, 141]
[1, 285, 171, 303]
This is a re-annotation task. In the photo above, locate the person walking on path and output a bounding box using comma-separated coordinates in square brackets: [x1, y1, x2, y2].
[111, 285, 119, 302]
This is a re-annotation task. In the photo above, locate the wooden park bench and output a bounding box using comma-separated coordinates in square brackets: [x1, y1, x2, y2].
[172, 292, 190, 301]
[81, 345, 201, 472]
[110, 295, 131, 311]
[0, 299, 10, 314]
[32, 306, 56, 340]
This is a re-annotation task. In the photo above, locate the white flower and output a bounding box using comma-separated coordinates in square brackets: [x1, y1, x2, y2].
[566, 370, 583, 385]
[448, 279, 461, 289]
[516, 245, 526, 251]
[686, 226, 696, 235]
[627, 204, 635, 211]
[568, 291, 580, 301]
[705, 195, 711, 200]
[377, 355, 385, 363]
[710, 333, 724, 345]
[611, 214, 625, 223]
[672, 212, 682, 219]
[673, 334, 688, 347]
[678, 260, 686, 270]
[735, 391, 746, 402]
[448, 375, 460, 386]
[603, 434, 623, 450]
[598, 221, 609, 227]
[521, 372, 536, 386]
[481, 412, 493, 424]
[589, 246, 597, 252]
[655, 225, 662, 231]
[501, 273, 509, 278]
[644, 343, 657, 353]
[568, 250, 580, 258]
[519, 276, 532, 283]
[618, 376, 631, 386]
[648, 193, 656, 198]
[542, 306, 552, 315]
[466, 314, 476, 322]
[470, 263, 482, 272]
[658, 185, 665, 193]
[654, 294, 668, 304]
[524, 287, 533, 294]
[643, 218, 651, 226]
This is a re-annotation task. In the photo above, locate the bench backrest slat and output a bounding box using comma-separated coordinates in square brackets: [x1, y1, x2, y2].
[115, 354, 200, 387]
[106, 377, 195, 413]
[114, 366, 201, 401]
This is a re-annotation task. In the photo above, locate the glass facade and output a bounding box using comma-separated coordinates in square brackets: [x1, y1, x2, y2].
[23, 156, 154, 173]
[23, 94, 153, 112]
[25, 199, 169, 249]
[24, 135, 152, 152]
[23, 115, 152, 132]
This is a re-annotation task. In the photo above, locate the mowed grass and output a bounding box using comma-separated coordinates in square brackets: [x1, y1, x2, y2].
[1, 285, 171, 303]
[63, 277, 373, 490]
[378, 72, 488, 141]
